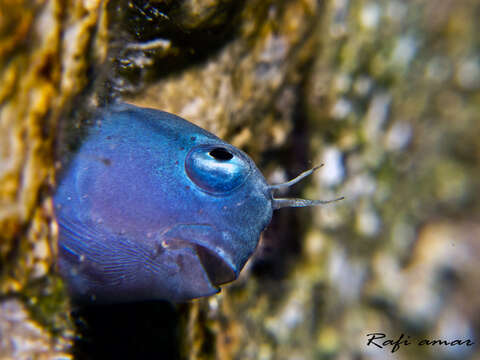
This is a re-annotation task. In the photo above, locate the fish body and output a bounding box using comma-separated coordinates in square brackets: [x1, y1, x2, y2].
[55, 103, 272, 303]
[55, 103, 342, 304]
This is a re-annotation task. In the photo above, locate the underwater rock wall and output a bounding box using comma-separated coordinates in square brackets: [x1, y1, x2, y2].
[1, 0, 479, 359]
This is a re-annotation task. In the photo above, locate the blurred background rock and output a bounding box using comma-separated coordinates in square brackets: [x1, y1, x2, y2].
[0, 0, 478, 359]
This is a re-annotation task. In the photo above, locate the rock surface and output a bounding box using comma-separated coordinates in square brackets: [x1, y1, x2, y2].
[1, 0, 478, 359]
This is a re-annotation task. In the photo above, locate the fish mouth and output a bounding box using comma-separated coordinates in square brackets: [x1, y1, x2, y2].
[162, 224, 239, 287]
[194, 244, 237, 287]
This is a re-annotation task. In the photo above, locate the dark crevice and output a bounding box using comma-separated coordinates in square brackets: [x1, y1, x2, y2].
[106, 0, 248, 92]
[251, 58, 317, 281]
[71, 301, 181, 360]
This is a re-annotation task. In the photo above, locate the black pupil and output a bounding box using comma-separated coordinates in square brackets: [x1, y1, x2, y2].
[209, 148, 233, 161]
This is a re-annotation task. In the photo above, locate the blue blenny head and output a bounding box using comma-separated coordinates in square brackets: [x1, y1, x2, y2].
[54, 103, 343, 304]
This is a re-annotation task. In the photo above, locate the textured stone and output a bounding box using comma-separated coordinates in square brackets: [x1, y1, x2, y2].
[0, 0, 107, 358]
[2, 0, 479, 359]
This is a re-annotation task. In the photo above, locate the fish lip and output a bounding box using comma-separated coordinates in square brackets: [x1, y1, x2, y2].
[194, 244, 237, 287]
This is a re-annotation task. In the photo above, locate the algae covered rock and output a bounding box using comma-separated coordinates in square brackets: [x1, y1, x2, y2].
[0, 0, 107, 358]
[1, 0, 479, 359]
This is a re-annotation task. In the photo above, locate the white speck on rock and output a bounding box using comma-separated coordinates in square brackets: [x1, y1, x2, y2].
[385, 121, 412, 151]
[330, 97, 352, 119]
[181, 97, 205, 119]
[364, 93, 391, 140]
[355, 203, 382, 237]
[319, 147, 345, 186]
[0, 300, 71, 359]
[33, 240, 49, 260]
[268, 168, 289, 195]
[328, 247, 366, 302]
[334, 73, 352, 93]
[329, 0, 350, 37]
[344, 172, 377, 200]
[353, 76, 373, 96]
[360, 3, 381, 29]
[391, 35, 418, 68]
[456, 57, 480, 90]
[281, 299, 305, 329]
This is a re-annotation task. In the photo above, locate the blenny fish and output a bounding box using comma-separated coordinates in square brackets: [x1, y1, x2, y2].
[54, 103, 342, 303]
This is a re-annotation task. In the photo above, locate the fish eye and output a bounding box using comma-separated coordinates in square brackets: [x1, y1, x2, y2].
[209, 147, 233, 161]
[185, 145, 251, 194]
